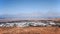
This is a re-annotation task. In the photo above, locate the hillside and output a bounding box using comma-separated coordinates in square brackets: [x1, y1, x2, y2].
[0, 27, 60, 34]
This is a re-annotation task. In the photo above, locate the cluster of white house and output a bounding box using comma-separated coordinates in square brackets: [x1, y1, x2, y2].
[0, 21, 60, 27]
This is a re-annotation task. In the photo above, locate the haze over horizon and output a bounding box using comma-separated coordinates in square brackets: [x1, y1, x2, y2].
[0, 0, 60, 19]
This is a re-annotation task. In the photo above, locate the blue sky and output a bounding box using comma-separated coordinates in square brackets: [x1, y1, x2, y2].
[0, 0, 60, 19]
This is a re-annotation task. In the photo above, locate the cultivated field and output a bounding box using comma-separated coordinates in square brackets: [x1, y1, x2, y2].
[0, 27, 60, 34]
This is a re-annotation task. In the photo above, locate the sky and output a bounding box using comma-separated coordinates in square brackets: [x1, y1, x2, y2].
[0, 0, 60, 19]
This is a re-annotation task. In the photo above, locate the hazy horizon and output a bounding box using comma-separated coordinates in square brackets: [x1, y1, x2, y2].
[0, 0, 60, 19]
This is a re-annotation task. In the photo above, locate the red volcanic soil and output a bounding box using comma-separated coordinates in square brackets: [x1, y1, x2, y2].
[0, 27, 60, 34]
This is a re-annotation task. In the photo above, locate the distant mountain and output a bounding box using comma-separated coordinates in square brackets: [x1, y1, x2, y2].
[0, 14, 60, 20]
[0, 15, 17, 19]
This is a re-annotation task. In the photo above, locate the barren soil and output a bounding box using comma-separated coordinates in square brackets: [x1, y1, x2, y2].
[0, 27, 60, 34]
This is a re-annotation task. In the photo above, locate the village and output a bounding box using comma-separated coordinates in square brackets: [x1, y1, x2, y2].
[0, 20, 60, 27]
